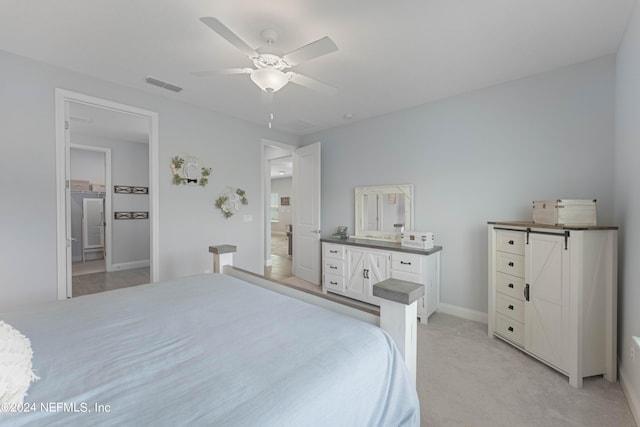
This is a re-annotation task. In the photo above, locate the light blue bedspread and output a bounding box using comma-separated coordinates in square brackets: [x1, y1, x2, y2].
[1, 274, 419, 426]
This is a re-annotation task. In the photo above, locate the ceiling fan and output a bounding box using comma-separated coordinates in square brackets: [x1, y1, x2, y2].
[193, 17, 338, 101]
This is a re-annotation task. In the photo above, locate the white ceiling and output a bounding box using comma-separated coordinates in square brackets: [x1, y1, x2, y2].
[1, 0, 635, 135]
[270, 156, 293, 179]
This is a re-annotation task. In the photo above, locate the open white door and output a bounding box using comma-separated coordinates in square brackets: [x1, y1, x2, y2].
[292, 142, 321, 285]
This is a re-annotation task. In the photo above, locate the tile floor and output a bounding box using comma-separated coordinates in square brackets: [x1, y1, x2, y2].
[72, 266, 150, 297]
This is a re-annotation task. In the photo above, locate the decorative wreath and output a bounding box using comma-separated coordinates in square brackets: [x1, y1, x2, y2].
[215, 188, 248, 218]
[171, 155, 212, 187]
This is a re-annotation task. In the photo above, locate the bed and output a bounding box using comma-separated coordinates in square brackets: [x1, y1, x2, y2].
[1, 266, 420, 425]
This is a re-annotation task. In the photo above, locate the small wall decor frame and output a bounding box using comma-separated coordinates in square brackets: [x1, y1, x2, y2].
[171, 155, 212, 187]
[114, 211, 149, 220]
[281, 196, 290, 206]
[114, 185, 149, 194]
[215, 187, 248, 218]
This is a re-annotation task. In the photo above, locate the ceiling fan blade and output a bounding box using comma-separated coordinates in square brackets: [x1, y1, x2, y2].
[200, 17, 256, 57]
[191, 68, 251, 77]
[288, 72, 337, 95]
[261, 91, 274, 106]
[283, 36, 337, 66]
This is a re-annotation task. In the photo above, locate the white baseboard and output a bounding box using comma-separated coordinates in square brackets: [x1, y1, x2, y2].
[619, 361, 640, 426]
[109, 260, 150, 272]
[438, 303, 489, 324]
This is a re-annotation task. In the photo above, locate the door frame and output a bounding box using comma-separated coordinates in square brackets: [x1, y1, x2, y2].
[70, 144, 112, 270]
[55, 89, 159, 299]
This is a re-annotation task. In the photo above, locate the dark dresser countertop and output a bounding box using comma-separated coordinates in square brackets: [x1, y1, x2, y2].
[488, 221, 618, 231]
[321, 237, 443, 256]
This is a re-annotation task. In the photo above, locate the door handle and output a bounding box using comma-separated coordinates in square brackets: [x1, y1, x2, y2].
[524, 284, 530, 302]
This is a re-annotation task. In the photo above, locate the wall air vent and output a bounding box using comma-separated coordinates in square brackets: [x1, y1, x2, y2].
[144, 76, 183, 93]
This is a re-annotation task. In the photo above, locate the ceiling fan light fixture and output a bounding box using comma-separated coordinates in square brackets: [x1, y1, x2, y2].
[250, 68, 289, 93]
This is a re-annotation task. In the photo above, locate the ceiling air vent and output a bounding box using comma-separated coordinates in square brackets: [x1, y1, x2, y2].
[145, 76, 183, 93]
[285, 120, 316, 132]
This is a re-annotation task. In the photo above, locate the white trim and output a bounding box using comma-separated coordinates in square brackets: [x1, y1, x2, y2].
[55, 89, 159, 300]
[619, 361, 640, 426]
[111, 260, 151, 271]
[438, 303, 489, 324]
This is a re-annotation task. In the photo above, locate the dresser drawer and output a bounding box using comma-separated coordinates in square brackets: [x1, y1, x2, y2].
[496, 230, 525, 255]
[495, 313, 524, 347]
[496, 272, 525, 301]
[323, 243, 345, 260]
[324, 273, 345, 293]
[391, 252, 422, 275]
[324, 260, 344, 276]
[496, 293, 524, 323]
[496, 252, 525, 278]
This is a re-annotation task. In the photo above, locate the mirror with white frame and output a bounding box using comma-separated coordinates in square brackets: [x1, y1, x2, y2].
[355, 184, 414, 241]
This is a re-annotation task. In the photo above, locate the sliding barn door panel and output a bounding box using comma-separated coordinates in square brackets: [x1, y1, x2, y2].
[525, 233, 569, 371]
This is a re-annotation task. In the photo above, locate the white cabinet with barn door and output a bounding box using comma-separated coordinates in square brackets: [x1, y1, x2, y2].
[345, 247, 390, 305]
[321, 238, 442, 323]
[487, 222, 618, 388]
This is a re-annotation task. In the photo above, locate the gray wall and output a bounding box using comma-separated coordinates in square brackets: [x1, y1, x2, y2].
[615, 0, 640, 415]
[0, 50, 299, 309]
[303, 55, 616, 315]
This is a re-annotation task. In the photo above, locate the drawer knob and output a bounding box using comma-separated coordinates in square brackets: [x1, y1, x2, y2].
[330, 250, 338, 253]
[508, 326, 514, 332]
[330, 281, 337, 285]
[508, 240, 514, 245]
[508, 304, 514, 310]
[508, 262, 514, 267]
[400, 261, 412, 265]
[330, 265, 337, 269]
[508, 283, 514, 289]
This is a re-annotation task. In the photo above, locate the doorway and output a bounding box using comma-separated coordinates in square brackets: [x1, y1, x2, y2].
[55, 89, 159, 300]
[262, 140, 322, 289]
[267, 153, 294, 280]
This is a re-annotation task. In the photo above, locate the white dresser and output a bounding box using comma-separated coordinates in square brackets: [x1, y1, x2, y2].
[321, 238, 442, 324]
[487, 221, 618, 388]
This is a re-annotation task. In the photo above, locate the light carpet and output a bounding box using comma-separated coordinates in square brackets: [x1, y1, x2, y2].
[418, 313, 635, 426]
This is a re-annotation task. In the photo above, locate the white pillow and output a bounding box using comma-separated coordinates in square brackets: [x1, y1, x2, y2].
[0, 320, 39, 405]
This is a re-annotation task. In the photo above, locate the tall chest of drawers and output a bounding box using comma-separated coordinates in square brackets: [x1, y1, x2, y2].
[493, 229, 526, 346]
[321, 238, 442, 324]
[488, 222, 618, 388]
